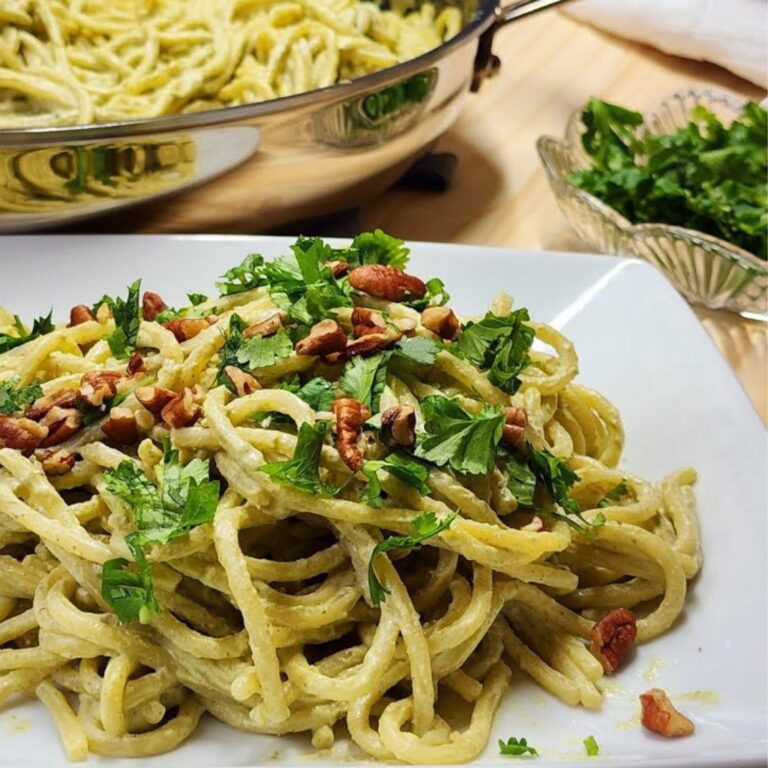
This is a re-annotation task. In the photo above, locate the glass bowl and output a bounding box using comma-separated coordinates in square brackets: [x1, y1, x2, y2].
[537, 89, 767, 317]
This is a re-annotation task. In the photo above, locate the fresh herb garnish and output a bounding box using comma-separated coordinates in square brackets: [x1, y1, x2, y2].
[0, 312, 54, 354]
[583, 735, 599, 757]
[415, 396, 504, 475]
[452, 309, 535, 394]
[570, 98, 768, 259]
[0, 377, 42, 415]
[187, 293, 208, 306]
[339, 352, 390, 413]
[597, 479, 629, 508]
[216, 253, 267, 295]
[258, 421, 335, 495]
[94, 280, 141, 359]
[101, 538, 160, 625]
[504, 453, 537, 506]
[235, 328, 293, 370]
[402, 277, 450, 310]
[368, 511, 456, 605]
[249, 377, 336, 426]
[347, 230, 410, 269]
[498, 736, 538, 757]
[394, 336, 440, 366]
[361, 453, 430, 507]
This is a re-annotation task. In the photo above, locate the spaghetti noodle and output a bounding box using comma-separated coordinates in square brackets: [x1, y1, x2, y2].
[0, 232, 702, 762]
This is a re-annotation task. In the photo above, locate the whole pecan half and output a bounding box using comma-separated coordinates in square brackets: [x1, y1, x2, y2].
[223, 366, 260, 398]
[421, 307, 460, 340]
[244, 313, 283, 339]
[333, 398, 366, 472]
[26, 389, 79, 421]
[348, 265, 426, 301]
[640, 689, 695, 737]
[142, 291, 168, 322]
[381, 405, 416, 447]
[135, 386, 177, 416]
[346, 327, 402, 357]
[37, 448, 76, 476]
[102, 407, 139, 445]
[0, 416, 48, 455]
[68, 304, 95, 327]
[163, 317, 211, 342]
[160, 387, 201, 429]
[351, 307, 387, 337]
[40, 407, 82, 447]
[501, 407, 527, 449]
[295, 319, 348, 357]
[80, 370, 123, 407]
[590, 607, 637, 674]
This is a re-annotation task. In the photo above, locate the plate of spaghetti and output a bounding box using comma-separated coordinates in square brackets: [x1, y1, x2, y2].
[0, 234, 765, 767]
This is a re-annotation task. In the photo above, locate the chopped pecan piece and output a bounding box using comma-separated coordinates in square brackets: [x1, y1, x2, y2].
[79, 370, 123, 407]
[127, 351, 145, 375]
[295, 320, 348, 357]
[351, 307, 387, 337]
[163, 317, 211, 342]
[501, 407, 527, 449]
[328, 260, 350, 278]
[26, 389, 79, 420]
[37, 448, 76, 476]
[223, 366, 261, 397]
[640, 689, 695, 737]
[521, 515, 545, 532]
[381, 405, 416, 447]
[346, 327, 402, 357]
[244, 312, 283, 339]
[102, 407, 139, 445]
[142, 291, 168, 322]
[393, 317, 417, 336]
[421, 306, 460, 340]
[160, 387, 201, 429]
[68, 304, 95, 326]
[39, 407, 82, 447]
[348, 264, 426, 301]
[0, 416, 48, 455]
[135, 386, 177, 416]
[332, 398, 366, 472]
[590, 608, 637, 674]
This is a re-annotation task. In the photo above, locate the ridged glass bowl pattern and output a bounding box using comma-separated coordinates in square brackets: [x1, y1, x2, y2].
[537, 89, 767, 317]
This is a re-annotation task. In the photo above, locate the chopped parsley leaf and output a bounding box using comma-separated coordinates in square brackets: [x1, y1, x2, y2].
[361, 453, 430, 507]
[597, 479, 629, 508]
[0, 377, 42, 416]
[498, 736, 538, 757]
[0, 311, 54, 355]
[583, 735, 599, 757]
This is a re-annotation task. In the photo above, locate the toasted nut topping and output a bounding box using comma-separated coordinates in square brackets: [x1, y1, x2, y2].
[127, 351, 145, 376]
[79, 370, 123, 408]
[381, 405, 416, 447]
[40, 407, 82, 448]
[346, 327, 402, 357]
[351, 307, 387, 337]
[590, 608, 637, 674]
[26, 389, 79, 421]
[135, 386, 177, 416]
[421, 306, 460, 340]
[640, 689, 695, 737]
[102, 407, 139, 445]
[333, 398, 365, 472]
[501, 407, 527, 449]
[68, 304, 95, 327]
[0, 416, 48, 455]
[161, 387, 201, 429]
[224, 366, 261, 397]
[393, 317, 417, 336]
[244, 313, 283, 339]
[295, 319, 348, 357]
[37, 448, 76, 476]
[348, 264, 427, 301]
[163, 317, 211, 342]
[521, 515, 545, 532]
[142, 291, 168, 322]
[328, 260, 350, 278]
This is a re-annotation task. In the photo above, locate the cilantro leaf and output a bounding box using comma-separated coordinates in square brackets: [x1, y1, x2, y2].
[188, 293, 208, 306]
[294, 377, 335, 411]
[452, 309, 534, 395]
[402, 277, 451, 310]
[583, 735, 599, 757]
[505, 453, 537, 506]
[216, 253, 267, 295]
[415, 396, 504, 475]
[348, 230, 410, 269]
[394, 336, 440, 366]
[101, 537, 160, 625]
[340, 352, 391, 412]
[235, 328, 293, 370]
[361, 453, 430, 507]
[498, 736, 538, 757]
[217, 314, 247, 389]
[0, 377, 42, 415]
[96, 280, 141, 359]
[368, 511, 456, 605]
[597, 479, 629, 508]
[258, 421, 335, 495]
[0, 311, 54, 354]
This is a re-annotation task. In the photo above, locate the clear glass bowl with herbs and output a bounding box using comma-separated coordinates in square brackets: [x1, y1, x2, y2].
[537, 89, 767, 317]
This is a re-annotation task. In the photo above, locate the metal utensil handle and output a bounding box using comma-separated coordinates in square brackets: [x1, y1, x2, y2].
[499, 0, 572, 25]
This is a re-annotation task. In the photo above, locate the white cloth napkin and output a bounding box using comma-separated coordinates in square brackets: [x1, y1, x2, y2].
[564, 0, 768, 88]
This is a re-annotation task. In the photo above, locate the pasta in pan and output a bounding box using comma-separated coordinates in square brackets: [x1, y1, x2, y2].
[0, 232, 701, 762]
[0, 0, 462, 127]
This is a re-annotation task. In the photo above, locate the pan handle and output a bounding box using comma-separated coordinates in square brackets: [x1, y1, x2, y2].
[471, 0, 572, 90]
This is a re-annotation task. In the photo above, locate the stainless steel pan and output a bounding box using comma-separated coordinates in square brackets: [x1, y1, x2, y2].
[0, 0, 568, 233]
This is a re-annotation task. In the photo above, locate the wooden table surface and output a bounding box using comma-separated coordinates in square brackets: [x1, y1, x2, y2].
[362, 11, 768, 423]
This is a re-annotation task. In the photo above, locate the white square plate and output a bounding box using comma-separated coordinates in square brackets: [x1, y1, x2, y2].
[0, 236, 766, 768]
